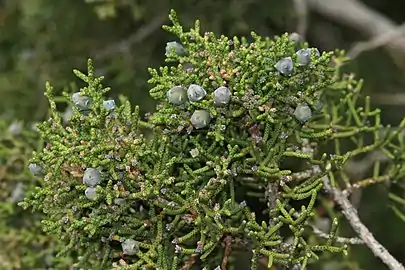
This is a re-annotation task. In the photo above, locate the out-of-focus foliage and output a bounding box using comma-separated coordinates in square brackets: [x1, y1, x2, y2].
[1, 0, 405, 269]
[0, 120, 73, 269]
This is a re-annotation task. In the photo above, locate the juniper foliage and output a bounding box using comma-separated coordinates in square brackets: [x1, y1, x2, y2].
[19, 10, 405, 270]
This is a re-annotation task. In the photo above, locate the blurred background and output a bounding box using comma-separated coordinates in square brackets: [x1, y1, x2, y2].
[1, 0, 405, 269]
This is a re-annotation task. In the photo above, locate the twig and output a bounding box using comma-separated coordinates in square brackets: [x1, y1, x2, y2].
[309, 222, 363, 245]
[221, 236, 232, 270]
[94, 13, 167, 61]
[307, 0, 405, 67]
[317, 165, 405, 270]
[347, 24, 405, 60]
[292, 0, 309, 39]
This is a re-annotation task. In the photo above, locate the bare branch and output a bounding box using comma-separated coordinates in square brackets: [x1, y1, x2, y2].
[292, 0, 309, 39]
[309, 221, 363, 245]
[94, 13, 168, 61]
[307, 0, 405, 66]
[317, 165, 405, 270]
[347, 24, 405, 59]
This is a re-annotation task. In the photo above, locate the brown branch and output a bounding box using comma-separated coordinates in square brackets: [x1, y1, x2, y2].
[221, 235, 232, 270]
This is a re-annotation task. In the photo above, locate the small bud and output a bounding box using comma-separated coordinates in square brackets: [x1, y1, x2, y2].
[165, 41, 186, 57]
[289, 32, 303, 43]
[190, 110, 211, 129]
[85, 187, 97, 200]
[121, 239, 139, 255]
[296, 48, 312, 66]
[294, 104, 312, 122]
[102, 99, 116, 111]
[72, 92, 92, 114]
[83, 168, 102, 187]
[167, 86, 187, 105]
[187, 84, 207, 102]
[213, 86, 231, 106]
[28, 163, 42, 176]
[274, 57, 294, 76]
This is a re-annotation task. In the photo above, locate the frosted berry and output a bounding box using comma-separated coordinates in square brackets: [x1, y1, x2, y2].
[114, 198, 127, 205]
[72, 92, 92, 113]
[85, 186, 97, 200]
[102, 99, 116, 111]
[28, 163, 42, 176]
[187, 84, 207, 102]
[213, 86, 231, 106]
[83, 168, 102, 187]
[121, 239, 139, 255]
[313, 99, 323, 112]
[190, 110, 211, 129]
[289, 32, 302, 43]
[8, 122, 22, 136]
[165, 41, 186, 57]
[296, 49, 312, 66]
[294, 104, 312, 122]
[274, 57, 294, 76]
[11, 182, 25, 203]
[167, 86, 187, 105]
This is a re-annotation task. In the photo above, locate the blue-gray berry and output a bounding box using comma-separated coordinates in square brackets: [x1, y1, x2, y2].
[296, 49, 312, 66]
[121, 239, 139, 255]
[213, 86, 231, 106]
[72, 92, 92, 113]
[8, 122, 22, 136]
[114, 198, 127, 205]
[102, 99, 116, 111]
[85, 186, 97, 200]
[167, 86, 187, 105]
[294, 104, 312, 122]
[83, 168, 102, 187]
[187, 84, 207, 102]
[190, 110, 211, 129]
[289, 32, 303, 43]
[28, 163, 42, 176]
[165, 41, 186, 57]
[274, 57, 294, 76]
[11, 182, 25, 203]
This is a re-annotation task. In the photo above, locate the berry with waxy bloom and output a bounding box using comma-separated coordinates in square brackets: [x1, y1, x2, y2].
[83, 168, 102, 187]
[190, 110, 211, 129]
[187, 84, 207, 102]
[165, 41, 186, 57]
[294, 104, 312, 122]
[213, 86, 231, 106]
[274, 57, 294, 76]
[85, 186, 97, 200]
[167, 86, 187, 105]
[121, 239, 139, 255]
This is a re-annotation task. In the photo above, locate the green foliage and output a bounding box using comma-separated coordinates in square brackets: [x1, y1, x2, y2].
[0, 120, 72, 269]
[19, 10, 405, 270]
